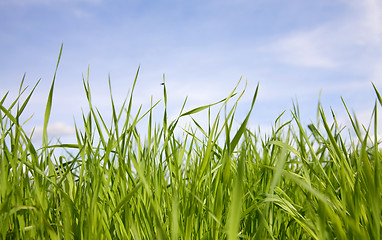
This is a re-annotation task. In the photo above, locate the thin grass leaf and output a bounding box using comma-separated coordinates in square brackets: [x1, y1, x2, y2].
[43, 44, 63, 146]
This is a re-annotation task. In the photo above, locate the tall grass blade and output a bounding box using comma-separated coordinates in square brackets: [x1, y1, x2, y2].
[42, 43, 63, 146]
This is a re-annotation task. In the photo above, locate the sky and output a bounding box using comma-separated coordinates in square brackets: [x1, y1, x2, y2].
[0, 0, 381, 144]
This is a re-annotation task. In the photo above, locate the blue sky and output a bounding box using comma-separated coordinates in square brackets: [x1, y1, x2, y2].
[1, 0, 381, 143]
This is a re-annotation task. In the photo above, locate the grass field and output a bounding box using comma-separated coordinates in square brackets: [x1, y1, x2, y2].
[1, 48, 381, 239]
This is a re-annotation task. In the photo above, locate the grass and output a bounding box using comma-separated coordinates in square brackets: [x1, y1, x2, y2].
[0, 46, 381, 239]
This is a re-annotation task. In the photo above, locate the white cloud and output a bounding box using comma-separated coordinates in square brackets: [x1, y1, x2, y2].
[261, 0, 382, 71]
[355, 0, 382, 87]
[346, 0, 382, 44]
[261, 28, 340, 68]
[30, 121, 75, 140]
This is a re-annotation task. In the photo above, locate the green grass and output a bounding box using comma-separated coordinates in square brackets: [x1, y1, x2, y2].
[1, 47, 381, 239]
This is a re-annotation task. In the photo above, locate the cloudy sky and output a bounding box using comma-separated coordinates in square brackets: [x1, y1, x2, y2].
[1, 0, 381, 143]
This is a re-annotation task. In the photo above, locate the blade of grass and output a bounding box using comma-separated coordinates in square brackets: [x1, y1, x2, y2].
[42, 43, 63, 146]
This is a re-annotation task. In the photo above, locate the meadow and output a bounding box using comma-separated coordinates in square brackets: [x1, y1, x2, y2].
[1, 48, 381, 239]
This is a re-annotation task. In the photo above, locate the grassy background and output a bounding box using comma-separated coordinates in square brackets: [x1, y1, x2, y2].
[1, 49, 381, 239]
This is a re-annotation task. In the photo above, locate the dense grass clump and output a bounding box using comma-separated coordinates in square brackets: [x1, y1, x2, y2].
[1, 49, 381, 239]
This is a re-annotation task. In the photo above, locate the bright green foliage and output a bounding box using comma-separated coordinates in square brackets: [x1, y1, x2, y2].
[0, 52, 381, 239]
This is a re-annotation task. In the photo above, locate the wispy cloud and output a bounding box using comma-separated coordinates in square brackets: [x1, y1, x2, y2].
[261, 27, 340, 68]
[30, 121, 75, 140]
[348, 0, 382, 44]
[261, 0, 382, 71]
